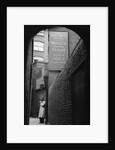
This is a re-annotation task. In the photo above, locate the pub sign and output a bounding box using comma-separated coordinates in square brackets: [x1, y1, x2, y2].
[49, 31, 68, 70]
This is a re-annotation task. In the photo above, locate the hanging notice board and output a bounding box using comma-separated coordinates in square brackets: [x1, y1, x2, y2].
[49, 31, 68, 70]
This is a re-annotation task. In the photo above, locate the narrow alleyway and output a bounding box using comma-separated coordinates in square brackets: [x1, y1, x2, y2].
[25, 26, 90, 125]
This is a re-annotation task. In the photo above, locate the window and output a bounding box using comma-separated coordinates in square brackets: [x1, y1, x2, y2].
[33, 41, 44, 51]
[36, 30, 45, 36]
[34, 41, 44, 47]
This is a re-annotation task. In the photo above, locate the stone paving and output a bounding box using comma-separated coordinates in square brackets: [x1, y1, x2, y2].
[29, 117, 45, 125]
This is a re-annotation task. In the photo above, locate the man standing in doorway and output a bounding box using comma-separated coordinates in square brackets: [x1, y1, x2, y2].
[38, 98, 46, 123]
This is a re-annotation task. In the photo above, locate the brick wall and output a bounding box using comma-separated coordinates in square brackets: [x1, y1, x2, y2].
[48, 39, 88, 124]
[48, 71, 60, 87]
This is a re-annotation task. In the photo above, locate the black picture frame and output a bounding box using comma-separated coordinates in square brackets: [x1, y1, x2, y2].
[2, 1, 111, 149]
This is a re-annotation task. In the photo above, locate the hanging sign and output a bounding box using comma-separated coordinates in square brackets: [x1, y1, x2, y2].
[49, 31, 68, 70]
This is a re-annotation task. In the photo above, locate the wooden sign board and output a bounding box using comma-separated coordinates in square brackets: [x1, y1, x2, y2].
[49, 31, 68, 70]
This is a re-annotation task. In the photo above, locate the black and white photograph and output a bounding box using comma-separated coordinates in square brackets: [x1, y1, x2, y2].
[6, 7, 108, 143]
[24, 25, 90, 125]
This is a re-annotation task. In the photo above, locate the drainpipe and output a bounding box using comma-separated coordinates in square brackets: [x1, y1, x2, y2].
[44, 74, 48, 124]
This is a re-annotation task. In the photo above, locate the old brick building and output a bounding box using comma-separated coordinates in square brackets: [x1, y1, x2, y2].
[24, 25, 90, 125]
